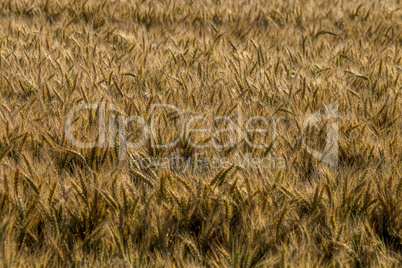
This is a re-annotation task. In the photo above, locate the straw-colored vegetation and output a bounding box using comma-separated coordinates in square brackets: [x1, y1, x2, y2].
[0, 0, 401, 266]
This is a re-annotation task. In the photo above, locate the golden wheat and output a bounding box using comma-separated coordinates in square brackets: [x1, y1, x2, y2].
[0, 0, 401, 267]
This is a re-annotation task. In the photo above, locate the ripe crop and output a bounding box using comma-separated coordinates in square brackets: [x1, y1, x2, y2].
[0, 0, 400, 266]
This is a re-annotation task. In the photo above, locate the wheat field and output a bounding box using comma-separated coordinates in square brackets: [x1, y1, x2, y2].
[0, 0, 401, 267]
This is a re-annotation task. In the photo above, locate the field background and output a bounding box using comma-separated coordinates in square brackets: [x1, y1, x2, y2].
[0, 0, 401, 266]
